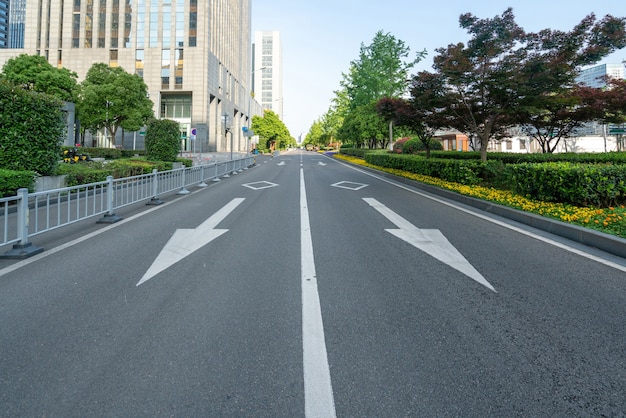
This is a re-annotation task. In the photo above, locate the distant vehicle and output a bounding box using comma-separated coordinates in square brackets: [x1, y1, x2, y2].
[305, 144, 314, 151]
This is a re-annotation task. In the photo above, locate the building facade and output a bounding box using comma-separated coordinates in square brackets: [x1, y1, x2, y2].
[253, 30, 282, 120]
[0, 0, 8, 48]
[0, 0, 261, 153]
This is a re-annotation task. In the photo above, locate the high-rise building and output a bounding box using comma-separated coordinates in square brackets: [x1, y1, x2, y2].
[574, 63, 626, 136]
[576, 63, 625, 88]
[253, 30, 283, 120]
[8, 0, 26, 48]
[0, 0, 259, 153]
[0, 0, 9, 48]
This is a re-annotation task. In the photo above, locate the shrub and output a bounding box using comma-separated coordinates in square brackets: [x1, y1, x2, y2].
[0, 80, 65, 176]
[145, 119, 181, 162]
[0, 169, 36, 197]
[403, 138, 444, 154]
[392, 137, 410, 153]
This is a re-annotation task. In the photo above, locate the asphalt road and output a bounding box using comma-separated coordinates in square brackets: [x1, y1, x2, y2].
[1, 150, 625, 417]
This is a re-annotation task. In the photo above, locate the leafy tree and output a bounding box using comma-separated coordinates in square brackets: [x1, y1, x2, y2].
[341, 31, 426, 110]
[428, 8, 526, 161]
[0, 54, 78, 102]
[145, 119, 181, 161]
[304, 119, 326, 148]
[337, 101, 388, 149]
[0, 80, 65, 175]
[377, 71, 449, 158]
[252, 110, 292, 151]
[513, 14, 626, 153]
[77, 63, 154, 146]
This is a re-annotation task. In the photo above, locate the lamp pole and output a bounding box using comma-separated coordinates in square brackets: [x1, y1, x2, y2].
[247, 67, 266, 153]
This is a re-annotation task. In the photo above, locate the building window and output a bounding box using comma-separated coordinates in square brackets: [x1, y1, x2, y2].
[110, 49, 118, 67]
[161, 48, 170, 89]
[84, 0, 93, 48]
[72, 12, 80, 47]
[174, 48, 183, 89]
[149, 0, 158, 47]
[97, 0, 106, 48]
[110, 0, 119, 48]
[161, 93, 191, 118]
[135, 48, 144, 77]
[123, 0, 132, 47]
[188, 0, 196, 47]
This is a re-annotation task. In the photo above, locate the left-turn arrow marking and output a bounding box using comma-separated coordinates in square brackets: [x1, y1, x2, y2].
[137, 198, 245, 286]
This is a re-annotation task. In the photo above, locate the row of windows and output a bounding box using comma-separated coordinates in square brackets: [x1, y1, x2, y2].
[63, 0, 196, 49]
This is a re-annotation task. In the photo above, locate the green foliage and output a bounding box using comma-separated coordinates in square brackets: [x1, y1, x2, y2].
[402, 138, 443, 154]
[0, 169, 36, 197]
[0, 80, 65, 176]
[252, 110, 292, 150]
[505, 162, 626, 207]
[0, 54, 78, 102]
[77, 63, 154, 145]
[145, 119, 181, 162]
[60, 146, 122, 160]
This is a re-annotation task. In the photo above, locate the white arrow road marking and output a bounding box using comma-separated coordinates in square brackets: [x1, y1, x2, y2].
[137, 198, 245, 286]
[318, 161, 327, 166]
[363, 198, 496, 292]
[277, 161, 286, 166]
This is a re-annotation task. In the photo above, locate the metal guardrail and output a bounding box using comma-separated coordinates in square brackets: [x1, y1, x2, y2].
[0, 155, 255, 258]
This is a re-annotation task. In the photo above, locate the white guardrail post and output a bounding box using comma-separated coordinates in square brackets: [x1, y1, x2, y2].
[0, 188, 44, 259]
[97, 176, 123, 224]
[178, 167, 190, 195]
[147, 169, 164, 205]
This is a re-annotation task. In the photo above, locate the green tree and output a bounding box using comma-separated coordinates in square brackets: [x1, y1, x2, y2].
[0, 54, 78, 102]
[251, 110, 292, 151]
[77, 63, 154, 146]
[341, 30, 426, 110]
[0, 80, 65, 175]
[425, 9, 626, 160]
[337, 101, 388, 149]
[145, 119, 181, 162]
[514, 14, 626, 153]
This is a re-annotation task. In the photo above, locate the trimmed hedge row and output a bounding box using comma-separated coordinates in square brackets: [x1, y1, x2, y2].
[346, 150, 626, 207]
[505, 162, 626, 207]
[0, 169, 36, 197]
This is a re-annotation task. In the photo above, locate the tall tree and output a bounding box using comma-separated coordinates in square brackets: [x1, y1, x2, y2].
[77, 63, 154, 146]
[430, 8, 526, 161]
[0, 54, 78, 102]
[340, 30, 426, 110]
[514, 14, 626, 152]
[252, 110, 292, 151]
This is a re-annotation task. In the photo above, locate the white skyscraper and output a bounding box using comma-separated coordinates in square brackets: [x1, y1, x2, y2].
[253, 30, 283, 120]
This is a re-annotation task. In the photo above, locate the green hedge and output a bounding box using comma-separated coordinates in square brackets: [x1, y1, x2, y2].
[0, 169, 36, 197]
[364, 153, 484, 185]
[354, 152, 626, 206]
[505, 162, 626, 207]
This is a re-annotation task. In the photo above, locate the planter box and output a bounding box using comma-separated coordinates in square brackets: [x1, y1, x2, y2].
[35, 175, 67, 192]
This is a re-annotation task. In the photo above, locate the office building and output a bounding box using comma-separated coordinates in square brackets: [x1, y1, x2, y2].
[8, 0, 25, 48]
[253, 30, 283, 120]
[0, 0, 260, 153]
[576, 63, 625, 88]
[0, 0, 8, 48]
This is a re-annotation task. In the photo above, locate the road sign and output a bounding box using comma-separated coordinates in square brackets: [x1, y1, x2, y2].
[609, 128, 625, 134]
[191, 128, 197, 136]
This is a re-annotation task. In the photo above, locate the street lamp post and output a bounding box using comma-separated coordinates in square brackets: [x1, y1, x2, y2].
[247, 67, 266, 154]
[222, 112, 232, 161]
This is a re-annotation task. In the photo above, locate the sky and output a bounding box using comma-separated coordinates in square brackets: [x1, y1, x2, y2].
[251, 0, 626, 140]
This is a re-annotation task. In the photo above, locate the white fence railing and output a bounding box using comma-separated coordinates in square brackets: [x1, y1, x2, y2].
[0, 155, 255, 258]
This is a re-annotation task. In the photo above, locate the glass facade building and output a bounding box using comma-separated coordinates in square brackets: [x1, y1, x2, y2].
[0, 0, 256, 152]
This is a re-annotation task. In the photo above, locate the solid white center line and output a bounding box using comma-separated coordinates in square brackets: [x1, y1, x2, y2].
[301, 168, 336, 418]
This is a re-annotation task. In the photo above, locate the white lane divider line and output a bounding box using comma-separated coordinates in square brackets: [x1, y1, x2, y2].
[301, 168, 337, 418]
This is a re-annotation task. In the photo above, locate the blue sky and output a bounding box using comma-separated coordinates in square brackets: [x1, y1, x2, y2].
[252, 0, 626, 140]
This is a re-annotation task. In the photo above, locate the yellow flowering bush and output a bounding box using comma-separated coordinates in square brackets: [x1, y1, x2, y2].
[335, 154, 626, 238]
